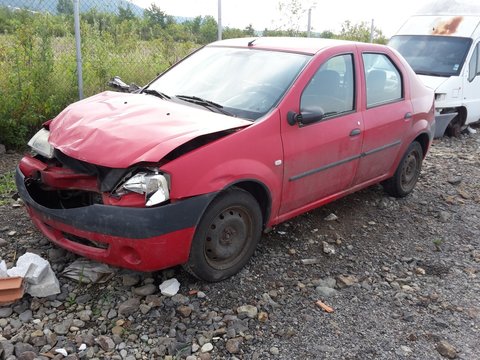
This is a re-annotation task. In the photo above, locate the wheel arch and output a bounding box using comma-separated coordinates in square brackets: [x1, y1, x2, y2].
[413, 132, 430, 159]
[456, 106, 467, 127]
[222, 180, 272, 230]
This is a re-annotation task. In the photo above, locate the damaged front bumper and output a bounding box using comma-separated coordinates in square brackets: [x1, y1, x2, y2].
[16, 159, 216, 271]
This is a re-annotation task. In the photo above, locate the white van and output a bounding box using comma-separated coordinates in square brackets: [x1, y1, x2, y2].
[389, 1, 480, 137]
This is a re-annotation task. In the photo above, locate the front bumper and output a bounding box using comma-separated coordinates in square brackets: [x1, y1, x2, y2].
[16, 165, 216, 271]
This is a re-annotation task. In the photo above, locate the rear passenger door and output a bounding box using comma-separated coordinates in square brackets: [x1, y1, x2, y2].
[353, 52, 413, 186]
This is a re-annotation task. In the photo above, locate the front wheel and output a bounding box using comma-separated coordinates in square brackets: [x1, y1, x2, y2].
[183, 188, 262, 282]
[382, 141, 423, 198]
[445, 116, 462, 137]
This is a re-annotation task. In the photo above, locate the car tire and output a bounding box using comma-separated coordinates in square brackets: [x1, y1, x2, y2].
[383, 141, 423, 198]
[183, 187, 262, 282]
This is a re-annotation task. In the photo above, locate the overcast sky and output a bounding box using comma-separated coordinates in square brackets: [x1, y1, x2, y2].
[130, 0, 440, 37]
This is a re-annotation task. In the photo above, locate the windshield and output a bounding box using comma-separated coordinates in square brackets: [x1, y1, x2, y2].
[147, 46, 311, 120]
[389, 35, 472, 77]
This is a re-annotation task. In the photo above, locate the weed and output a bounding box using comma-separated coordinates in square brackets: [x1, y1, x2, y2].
[0, 171, 16, 205]
[66, 294, 77, 306]
[432, 238, 443, 251]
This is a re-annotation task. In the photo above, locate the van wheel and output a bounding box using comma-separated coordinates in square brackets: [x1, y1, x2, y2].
[383, 141, 423, 198]
[184, 188, 262, 282]
[446, 116, 462, 137]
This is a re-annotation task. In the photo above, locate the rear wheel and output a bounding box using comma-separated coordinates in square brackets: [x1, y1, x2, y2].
[184, 187, 262, 282]
[383, 141, 423, 198]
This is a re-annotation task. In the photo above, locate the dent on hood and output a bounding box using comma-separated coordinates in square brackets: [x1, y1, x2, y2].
[47, 91, 252, 168]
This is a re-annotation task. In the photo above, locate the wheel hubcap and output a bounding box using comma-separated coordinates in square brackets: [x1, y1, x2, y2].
[204, 206, 252, 269]
[401, 151, 419, 190]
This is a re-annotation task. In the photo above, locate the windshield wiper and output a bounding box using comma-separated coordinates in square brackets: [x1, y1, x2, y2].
[175, 95, 235, 117]
[142, 88, 171, 100]
[415, 71, 447, 77]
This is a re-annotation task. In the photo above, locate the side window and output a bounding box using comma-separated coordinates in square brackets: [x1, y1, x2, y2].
[301, 54, 354, 118]
[468, 43, 479, 82]
[363, 53, 402, 108]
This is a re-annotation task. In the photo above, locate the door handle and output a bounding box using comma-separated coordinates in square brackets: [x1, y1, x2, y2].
[350, 128, 361, 136]
[404, 112, 412, 119]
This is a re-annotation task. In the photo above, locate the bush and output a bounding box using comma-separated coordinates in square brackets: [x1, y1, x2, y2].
[0, 9, 197, 150]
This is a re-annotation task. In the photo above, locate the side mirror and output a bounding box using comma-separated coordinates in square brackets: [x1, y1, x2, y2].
[287, 109, 324, 126]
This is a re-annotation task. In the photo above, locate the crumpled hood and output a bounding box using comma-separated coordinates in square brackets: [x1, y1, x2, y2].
[417, 75, 449, 92]
[49, 91, 251, 168]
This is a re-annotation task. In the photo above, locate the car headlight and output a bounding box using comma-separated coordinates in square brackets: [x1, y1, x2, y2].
[123, 172, 170, 207]
[28, 128, 54, 158]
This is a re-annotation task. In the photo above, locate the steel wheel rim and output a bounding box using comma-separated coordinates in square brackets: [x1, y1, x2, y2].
[204, 205, 253, 270]
[401, 150, 420, 191]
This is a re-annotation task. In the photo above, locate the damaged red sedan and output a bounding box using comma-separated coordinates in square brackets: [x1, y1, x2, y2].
[16, 38, 435, 282]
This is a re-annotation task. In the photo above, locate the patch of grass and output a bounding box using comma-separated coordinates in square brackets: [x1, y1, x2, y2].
[0, 171, 16, 205]
[432, 238, 443, 251]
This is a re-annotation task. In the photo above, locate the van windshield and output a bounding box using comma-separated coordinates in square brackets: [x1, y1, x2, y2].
[389, 35, 472, 77]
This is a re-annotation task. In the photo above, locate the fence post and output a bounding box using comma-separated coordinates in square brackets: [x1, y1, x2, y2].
[73, 0, 84, 99]
[307, 8, 312, 37]
[217, 0, 222, 41]
[370, 19, 374, 43]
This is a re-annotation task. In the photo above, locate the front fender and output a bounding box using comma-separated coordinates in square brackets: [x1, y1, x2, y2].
[162, 112, 284, 222]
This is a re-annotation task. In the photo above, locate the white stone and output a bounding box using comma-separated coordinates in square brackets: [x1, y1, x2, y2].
[237, 305, 258, 318]
[324, 213, 338, 221]
[159, 278, 180, 297]
[322, 241, 336, 255]
[26, 267, 60, 297]
[0, 260, 7, 277]
[55, 348, 68, 356]
[201, 343, 213, 353]
[7, 252, 50, 285]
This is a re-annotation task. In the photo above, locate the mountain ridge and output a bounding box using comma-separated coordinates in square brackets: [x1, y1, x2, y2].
[0, 0, 145, 16]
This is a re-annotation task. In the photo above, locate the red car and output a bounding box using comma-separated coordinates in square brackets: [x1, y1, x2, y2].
[16, 37, 435, 282]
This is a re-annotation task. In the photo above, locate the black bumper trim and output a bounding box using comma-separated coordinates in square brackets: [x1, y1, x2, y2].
[16, 167, 216, 239]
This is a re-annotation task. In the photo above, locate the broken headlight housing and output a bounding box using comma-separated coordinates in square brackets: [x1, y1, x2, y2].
[28, 128, 54, 159]
[122, 171, 170, 207]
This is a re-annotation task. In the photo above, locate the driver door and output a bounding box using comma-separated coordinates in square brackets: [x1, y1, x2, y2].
[279, 53, 364, 215]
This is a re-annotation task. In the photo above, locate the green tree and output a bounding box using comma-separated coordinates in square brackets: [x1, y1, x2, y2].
[57, 0, 73, 15]
[276, 0, 316, 35]
[145, 4, 167, 28]
[244, 24, 255, 36]
[319, 30, 335, 39]
[199, 16, 217, 44]
[223, 27, 245, 39]
[337, 20, 387, 44]
[118, 5, 136, 22]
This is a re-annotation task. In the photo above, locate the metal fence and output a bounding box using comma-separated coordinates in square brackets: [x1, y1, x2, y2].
[4, 0, 200, 95]
[0, 0, 202, 147]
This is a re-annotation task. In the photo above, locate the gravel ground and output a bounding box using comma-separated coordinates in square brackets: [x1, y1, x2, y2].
[0, 131, 479, 360]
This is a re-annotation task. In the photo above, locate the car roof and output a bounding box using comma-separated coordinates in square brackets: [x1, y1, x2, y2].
[208, 37, 361, 55]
